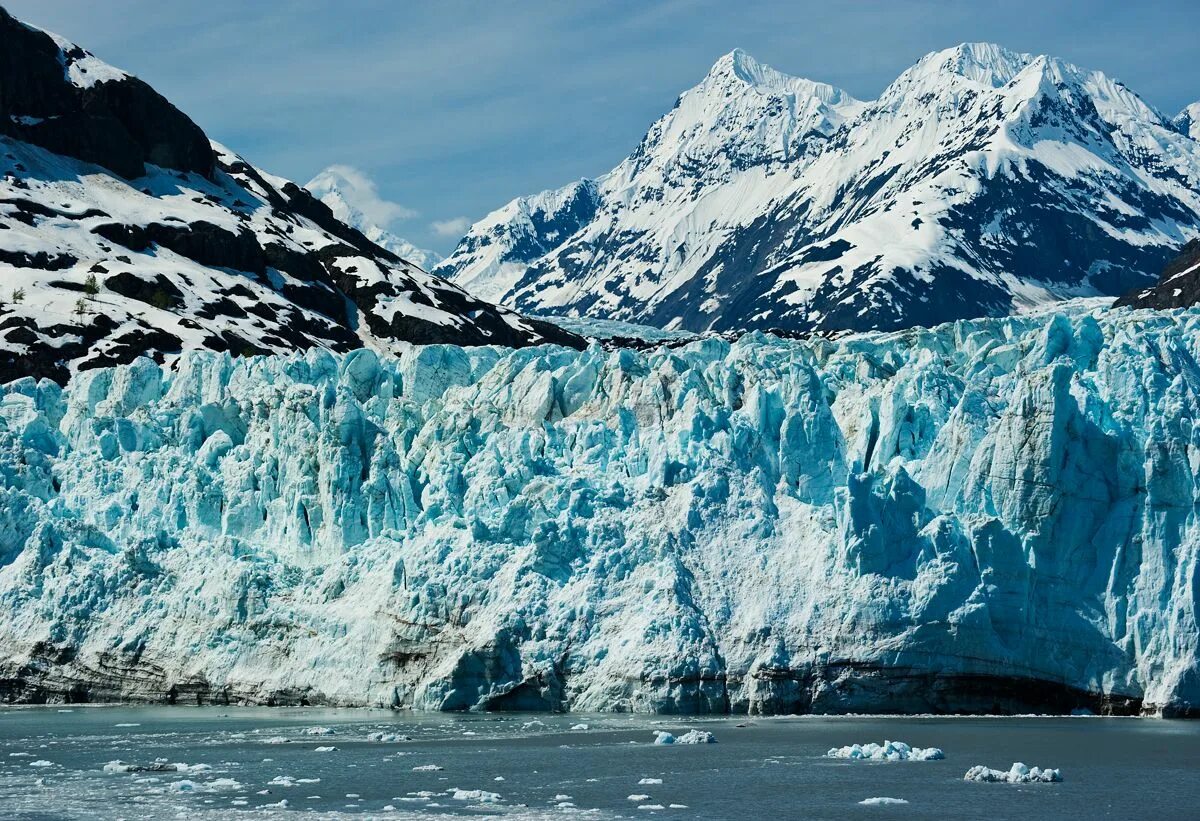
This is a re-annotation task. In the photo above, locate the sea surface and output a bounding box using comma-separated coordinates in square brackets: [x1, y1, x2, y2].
[0, 707, 1196, 819]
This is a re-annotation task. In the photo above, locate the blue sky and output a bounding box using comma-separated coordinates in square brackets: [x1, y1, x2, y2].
[7, 0, 1199, 254]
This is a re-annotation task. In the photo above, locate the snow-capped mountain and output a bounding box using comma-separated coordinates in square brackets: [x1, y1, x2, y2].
[437, 45, 1200, 334]
[1178, 102, 1200, 140]
[2, 304, 1198, 716]
[0, 8, 576, 384]
[304, 166, 443, 272]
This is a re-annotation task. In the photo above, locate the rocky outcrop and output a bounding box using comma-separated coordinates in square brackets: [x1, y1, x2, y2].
[1115, 240, 1200, 310]
[0, 7, 213, 179]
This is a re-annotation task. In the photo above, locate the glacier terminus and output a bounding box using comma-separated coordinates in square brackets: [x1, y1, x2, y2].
[0, 303, 1197, 718]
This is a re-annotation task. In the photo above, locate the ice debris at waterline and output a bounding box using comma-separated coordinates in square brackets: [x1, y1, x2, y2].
[654, 730, 718, 745]
[964, 763, 1063, 783]
[859, 797, 910, 805]
[826, 741, 944, 761]
[1, 304, 1200, 715]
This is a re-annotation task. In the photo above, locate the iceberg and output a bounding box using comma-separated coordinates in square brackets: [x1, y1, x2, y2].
[964, 763, 1062, 783]
[0, 304, 1198, 716]
[826, 741, 943, 761]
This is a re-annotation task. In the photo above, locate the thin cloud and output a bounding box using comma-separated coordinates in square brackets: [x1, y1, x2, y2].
[431, 216, 471, 237]
[305, 164, 416, 227]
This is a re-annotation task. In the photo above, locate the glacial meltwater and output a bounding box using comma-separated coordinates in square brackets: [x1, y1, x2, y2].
[0, 708, 1196, 819]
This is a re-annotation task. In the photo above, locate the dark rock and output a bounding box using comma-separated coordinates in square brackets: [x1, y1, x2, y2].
[1114, 240, 1200, 309]
[0, 8, 214, 179]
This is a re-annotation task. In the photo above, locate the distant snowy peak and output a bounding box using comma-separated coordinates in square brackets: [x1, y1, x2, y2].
[0, 8, 578, 382]
[898, 42, 1035, 90]
[434, 179, 601, 305]
[305, 167, 442, 271]
[1178, 102, 1200, 140]
[440, 42, 1200, 334]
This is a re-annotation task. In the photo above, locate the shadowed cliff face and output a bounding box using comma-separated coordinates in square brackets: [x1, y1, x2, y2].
[0, 304, 1196, 716]
[1116, 240, 1200, 310]
[0, 8, 214, 180]
[0, 6, 581, 384]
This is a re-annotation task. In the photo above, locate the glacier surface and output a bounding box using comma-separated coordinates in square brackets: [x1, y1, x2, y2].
[0, 304, 1198, 716]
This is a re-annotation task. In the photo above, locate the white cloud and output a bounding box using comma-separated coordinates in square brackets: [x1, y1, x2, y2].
[305, 164, 416, 228]
[431, 216, 471, 237]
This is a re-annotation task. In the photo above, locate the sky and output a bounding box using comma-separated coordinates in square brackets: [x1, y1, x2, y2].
[7, 0, 1199, 256]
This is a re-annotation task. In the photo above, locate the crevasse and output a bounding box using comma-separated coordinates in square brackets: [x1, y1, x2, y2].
[0, 305, 1197, 716]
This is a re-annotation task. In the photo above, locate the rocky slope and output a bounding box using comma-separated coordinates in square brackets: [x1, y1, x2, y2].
[438, 45, 1200, 334]
[0, 303, 1197, 716]
[0, 8, 576, 384]
[1115, 240, 1200, 309]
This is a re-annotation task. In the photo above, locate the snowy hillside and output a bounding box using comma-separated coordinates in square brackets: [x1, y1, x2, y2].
[437, 45, 1200, 334]
[305, 166, 443, 272]
[0, 9, 576, 384]
[1, 304, 1197, 716]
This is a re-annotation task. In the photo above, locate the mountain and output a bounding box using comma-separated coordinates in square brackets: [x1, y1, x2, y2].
[0, 8, 576, 384]
[437, 45, 1200, 334]
[2, 303, 1198, 716]
[304, 166, 443, 272]
[1178, 102, 1200, 140]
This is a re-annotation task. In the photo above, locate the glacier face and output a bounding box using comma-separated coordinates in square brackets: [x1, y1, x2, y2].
[0, 304, 1198, 716]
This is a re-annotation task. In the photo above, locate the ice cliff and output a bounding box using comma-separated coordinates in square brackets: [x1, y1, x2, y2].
[0, 303, 1197, 716]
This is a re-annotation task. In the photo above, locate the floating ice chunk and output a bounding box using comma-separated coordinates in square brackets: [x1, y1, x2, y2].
[302, 727, 336, 735]
[367, 732, 411, 742]
[268, 776, 297, 787]
[261, 737, 291, 745]
[678, 730, 716, 744]
[262, 799, 289, 808]
[860, 797, 910, 805]
[494, 776, 505, 781]
[628, 794, 652, 801]
[964, 763, 1062, 783]
[114, 723, 140, 727]
[653, 732, 675, 745]
[553, 794, 573, 800]
[826, 741, 943, 761]
[639, 778, 663, 784]
[639, 805, 666, 810]
[451, 789, 500, 803]
[9, 753, 33, 758]
[172, 779, 198, 792]
[208, 778, 243, 790]
[669, 805, 688, 809]
[558, 802, 576, 808]
[314, 746, 338, 752]
[29, 760, 54, 767]
[412, 764, 444, 771]
[570, 723, 590, 731]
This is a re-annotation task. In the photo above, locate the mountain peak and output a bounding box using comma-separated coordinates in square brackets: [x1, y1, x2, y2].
[907, 42, 1035, 88]
[1179, 102, 1200, 140]
[703, 48, 855, 106]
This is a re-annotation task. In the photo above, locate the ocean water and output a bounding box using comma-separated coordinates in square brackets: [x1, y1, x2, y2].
[0, 707, 1196, 819]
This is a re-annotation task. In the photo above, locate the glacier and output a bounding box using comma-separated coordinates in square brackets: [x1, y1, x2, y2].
[0, 303, 1198, 716]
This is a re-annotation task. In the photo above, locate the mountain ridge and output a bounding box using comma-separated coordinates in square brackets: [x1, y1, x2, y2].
[437, 42, 1200, 334]
[0, 7, 579, 384]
